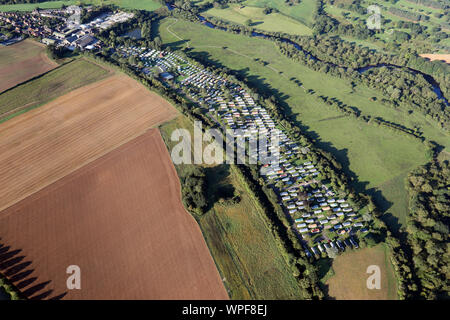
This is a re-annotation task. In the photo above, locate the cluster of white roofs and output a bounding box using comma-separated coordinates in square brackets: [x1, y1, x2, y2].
[117, 45, 185, 74]
[120, 45, 369, 258]
[71, 11, 134, 30]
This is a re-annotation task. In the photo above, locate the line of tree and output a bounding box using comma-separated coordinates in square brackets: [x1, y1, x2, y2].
[0, 275, 22, 300]
[388, 7, 429, 22]
[276, 41, 449, 128]
[405, 160, 449, 299]
[168, 0, 450, 92]
[179, 166, 209, 214]
[157, 9, 445, 300]
[80, 5, 113, 24]
[405, 0, 449, 10]
[313, 91, 428, 142]
[234, 163, 325, 299]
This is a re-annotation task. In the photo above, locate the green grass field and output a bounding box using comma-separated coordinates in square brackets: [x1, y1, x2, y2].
[0, 58, 111, 122]
[159, 115, 304, 299]
[156, 18, 449, 229]
[0, 0, 161, 12]
[203, 4, 312, 36]
[243, 0, 317, 26]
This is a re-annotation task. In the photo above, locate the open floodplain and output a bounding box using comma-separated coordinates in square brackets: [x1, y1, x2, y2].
[0, 129, 228, 299]
[0, 39, 58, 93]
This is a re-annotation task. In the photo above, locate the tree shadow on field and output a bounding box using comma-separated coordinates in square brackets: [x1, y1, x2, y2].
[321, 283, 334, 300]
[30, 289, 54, 300]
[0, 255, 26, 270]
[166, 39, 189, 49]
[316, 258, 336, 300]
[0, 239, 67, 300]
[382, 213, 403, 238]
[16, 277, 38, 289]
[0, 248, 22, 263]
[9, 269, 34, 283]
[249, 21, 263, 27]
[204, 164, 236, 211]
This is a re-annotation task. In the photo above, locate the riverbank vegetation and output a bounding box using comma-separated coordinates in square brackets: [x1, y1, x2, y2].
[405, 160, 449, 299]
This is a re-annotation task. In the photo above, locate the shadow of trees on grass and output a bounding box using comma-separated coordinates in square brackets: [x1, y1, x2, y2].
[0, 239, 67, 300]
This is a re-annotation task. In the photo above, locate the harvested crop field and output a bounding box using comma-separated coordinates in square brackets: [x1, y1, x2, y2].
[326, 245, 398, 300]
[0, 58, 112, 121]
[0, 39, 58, 93]
[0, 129, 228, 299]
[419, 54, 450, 64]
[0, 74, 177, 212]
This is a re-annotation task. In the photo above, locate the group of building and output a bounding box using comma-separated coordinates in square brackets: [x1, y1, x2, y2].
[0, 10, 58, 45]
[116, 45, 370, 259]
[0, 7, 133, 50]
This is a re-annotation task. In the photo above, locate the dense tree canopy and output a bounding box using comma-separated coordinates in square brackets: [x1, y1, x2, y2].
[406, 160, 449, 299]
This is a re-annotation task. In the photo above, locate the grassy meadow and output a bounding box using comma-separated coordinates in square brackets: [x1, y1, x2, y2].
[243, 0, 317, 26]
[159, 114, 304, 299]
[203, 4, 312, 36]
[156, 17, 449, 229]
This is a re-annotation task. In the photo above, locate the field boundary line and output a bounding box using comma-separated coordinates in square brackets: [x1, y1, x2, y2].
[0, 58, 71, 97]
[0, 101, 37, 121]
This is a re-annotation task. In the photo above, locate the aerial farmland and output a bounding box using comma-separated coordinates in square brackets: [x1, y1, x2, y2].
[0, 74, 178, 212]
[0, 58, 229, 299]
[0, 39, 58, 93]
[0, 129, 228, 299]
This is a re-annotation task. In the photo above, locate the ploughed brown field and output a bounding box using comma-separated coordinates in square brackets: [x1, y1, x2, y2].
[0, 129, 228, 299]
[419, 54, 450, 64]
[0, 74, 178, 213]
[0, 39, 58, 93]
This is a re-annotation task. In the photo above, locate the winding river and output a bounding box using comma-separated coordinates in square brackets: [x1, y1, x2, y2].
[166, 3, 449, 106]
